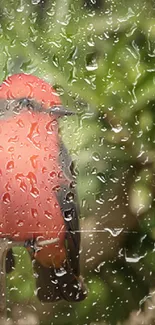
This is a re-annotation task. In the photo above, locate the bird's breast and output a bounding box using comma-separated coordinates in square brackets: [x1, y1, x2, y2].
[0, 110, 66, 245]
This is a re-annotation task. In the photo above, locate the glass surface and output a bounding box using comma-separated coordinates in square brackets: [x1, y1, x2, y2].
[0, 0, 154, 324]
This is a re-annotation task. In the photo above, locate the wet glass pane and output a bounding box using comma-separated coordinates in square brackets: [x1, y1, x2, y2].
[0, 0, 155, 324]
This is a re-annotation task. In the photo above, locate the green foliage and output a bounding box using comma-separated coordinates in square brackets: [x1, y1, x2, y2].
[1, 0, 155, 323]
[7, 247, 35, 302]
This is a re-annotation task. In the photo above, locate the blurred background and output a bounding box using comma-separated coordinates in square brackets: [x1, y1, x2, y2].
[1, 0, 155, 324]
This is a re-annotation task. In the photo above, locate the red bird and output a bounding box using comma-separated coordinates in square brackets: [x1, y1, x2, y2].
[0, 73, 87, 302]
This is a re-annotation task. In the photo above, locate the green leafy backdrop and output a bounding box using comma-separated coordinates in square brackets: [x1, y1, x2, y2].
[1, 0, 155, 324]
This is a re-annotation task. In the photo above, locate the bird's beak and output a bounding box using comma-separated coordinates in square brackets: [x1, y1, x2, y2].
[49, 106, 76, 117]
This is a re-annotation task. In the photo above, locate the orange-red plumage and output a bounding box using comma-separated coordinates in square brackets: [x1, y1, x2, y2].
[0, 73, 87, 301]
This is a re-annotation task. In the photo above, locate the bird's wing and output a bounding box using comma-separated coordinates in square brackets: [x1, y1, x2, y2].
[58, 141, 81, 276]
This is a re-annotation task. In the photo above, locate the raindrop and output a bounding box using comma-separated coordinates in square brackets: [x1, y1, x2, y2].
[6, 161, 14, 171]
[52, 54, 59, 68]
[27, 172, 37, 185]
[17, 3, 24, 12]
[42, 167, 47, 174]
[36, 222, 41, 228]
[16, 119, 25, 128]
[54, 85, 65, 96]
[55, 268, 67, 277]
[5, 182, 11, 191]
[8, 136, 19, 143]
[45, 121, 53, 134]
[46, 197, 52, 203]
[66, 191, 74, 202]
[70, 181, 76, 189]
[44, 210, 53, 220]
[30, 187, 39, 198]
[8, 146, 14, 153]
[91, 167, 97, 174]
[87, 36, 95, 47]
[52, 185, 60, 192]
[110, 177, 119, 184]
[30, 155, 38, 169]
[95, 261, 106, 273]
[15, 173, 24, 181]
[17, 220, 24, 227]
[2, 192, 11, 204]
[31, 208, 38, 218]
[20, 180, 27, 192]
[97, 173, 106, 184]
[27, 122, 40, 149]
[50, 171, 57, 178]
[112, 125, 123, 133]
[31, 0, 40, 4]
[64, 208, 73, 222]
[0, 110, 5, 117]
[86, 58, 98, 71]
[70, 161, 79, 177]
[81, 198, 86, 207]
[58, 171, 63, 179]
[125, 252, 146, 263]
[92, 152, 100, 161]
[13, 105, 22, 115]
[104, 228, 123, 237]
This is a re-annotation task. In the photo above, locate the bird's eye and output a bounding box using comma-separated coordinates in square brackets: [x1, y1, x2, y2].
[19, 98, 33, 109]
[19, 98, 30, 106]
[19, 98, 43, 112]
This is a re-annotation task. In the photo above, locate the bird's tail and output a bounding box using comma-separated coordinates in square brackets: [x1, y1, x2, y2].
[6, 249, 87, 302]
[33, 260, 87, 302]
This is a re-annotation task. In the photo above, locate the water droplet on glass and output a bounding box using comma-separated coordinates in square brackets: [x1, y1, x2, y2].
[42, 167, 47, 174]
[64, 208, 73, 222]
[8, 136, 19, 143]
[104, 228, 123, 237]
[55, 268, 67, 277]
[44, 211, 53, 220]
[17, 220, 24, 227]
[52, 54, 59, 68]
[27, 172, 37, 185]
[0, 110, 5, 117]
[46, 121, 53, 134]
[2, 192, 11, 204]
[70, 181, 76, 189]
[50, 171, 56, 178]
[112, 125, 123, 133]
[30, 155, 38, 169]
[95, 261, 106, 273]
[31, 208, 38, 218]
[5, 182, 11, 191]
[97, 173, 106, 184]
[31, 0, 40, 4]
[87, 36, 95, 47]
[27, 122, 41, 149]
[30, 187, 39, 198]
[36, 222, 41, 228]
[66, 191, 74, 202]
[70, 161, 79, 177]
[52, 185, 60, 192]
[8, 146, 14, 153]
[16, 119, 25, 128]
[125, 252, 146, 263]
[92, 152, 100, 161]
[86, 59, 98, 71]
[6, 161, 14, 171]
[17, 3, 24, 12]
[20, 180, 27, 192]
